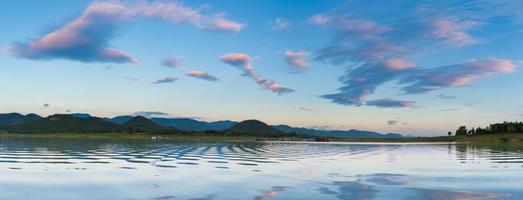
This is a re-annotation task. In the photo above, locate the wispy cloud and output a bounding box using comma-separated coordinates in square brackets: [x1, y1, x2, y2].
[384, 59, 415, 71]
[133, 111, 170, 118]
[464, 101, 480, 107]
[310, 5, 517, 107]
[366, 99, 415, 108]
[210, 13, 243, 32]
[431, 17, 480, 47]
[308, 125, 333, 131]
[221, 53, 294, 95]
[6, 1, 243, 64]
[161, 56, 182, 68]
[320, 58, 515, 106]
[285, 50, 310, 70]
[387, 120, 399, 126]
[399, 59, 515, 94]
[152, 77, 178, 84]
[269, 17, 291, 30]
[308, 14, 331, 26]
[438, 94, 456, 99]
[298, 107, 314, 112]
[186, 70, 218, 82]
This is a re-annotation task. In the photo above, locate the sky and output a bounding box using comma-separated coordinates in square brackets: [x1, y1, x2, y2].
[0, 0, 522, 136]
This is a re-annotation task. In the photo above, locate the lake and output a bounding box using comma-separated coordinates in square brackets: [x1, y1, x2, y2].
[0, 137, 522, 200]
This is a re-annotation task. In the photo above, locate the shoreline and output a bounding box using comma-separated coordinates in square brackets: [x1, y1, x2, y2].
[1, 133, 522, 144]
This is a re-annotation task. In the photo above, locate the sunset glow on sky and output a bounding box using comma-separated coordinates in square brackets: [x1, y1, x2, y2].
[1, 0, 522, 136]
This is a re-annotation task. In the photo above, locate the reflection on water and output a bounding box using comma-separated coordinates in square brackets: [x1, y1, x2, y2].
[0, 137, 522, 199]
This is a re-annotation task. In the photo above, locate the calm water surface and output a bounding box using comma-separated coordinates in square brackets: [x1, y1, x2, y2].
[0, 137, 522, 199]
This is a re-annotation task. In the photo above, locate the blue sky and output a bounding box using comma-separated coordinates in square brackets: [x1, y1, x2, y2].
[0, 0, 522, 136]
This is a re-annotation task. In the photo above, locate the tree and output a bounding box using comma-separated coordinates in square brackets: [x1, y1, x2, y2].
[455, 121, 523, 136]
[475, 127, 485, 135]
[467, 128, 475, 135]
[456, 126, 467, 136]
[448, 131, 452, 136]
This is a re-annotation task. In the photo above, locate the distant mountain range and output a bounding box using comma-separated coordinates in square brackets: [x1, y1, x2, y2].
[0, 112, 406, 138]
[226, 120, 289, 137]
[273, 125, 405, 139]
[0, 113, 42, 126]
[2, 114, 123, 133]
[122, 116, 179, 134]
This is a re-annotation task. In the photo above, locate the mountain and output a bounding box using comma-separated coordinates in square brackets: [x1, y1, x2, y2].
[69, 113, 92, 119]
[273, 125, 405, 138]
[0, 113, 42, 126]
[326, 130, 405, 138]
[1, 114, 123, 133]
[225, 120, 289, 137]
[151, 118, 237, 131]
[272, 125, 325, 136]
[122, 116, 177, 133]
[107, 116, 134, 124]
[208, 120, 237, 131]
[151, 118, 211, 131]
[0, 112, 406, 138]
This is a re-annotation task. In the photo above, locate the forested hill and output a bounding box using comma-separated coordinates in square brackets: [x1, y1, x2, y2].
[453, 121, 523, 136]
[0, 113, 407, 138]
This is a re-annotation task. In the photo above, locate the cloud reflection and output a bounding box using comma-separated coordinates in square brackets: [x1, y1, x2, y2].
[253, 186, 289, 200]
[405, 188, 512, 200]
[319, 181, 378, 200]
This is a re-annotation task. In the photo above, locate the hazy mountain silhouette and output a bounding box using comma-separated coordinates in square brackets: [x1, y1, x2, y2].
[1, 114, 123, 133]
[0, 113, 42, 126]
[122, 116, 177, 133]
[106, 115, 237, 131]
[207, 120, 237, 131]
[273, 125, 405, 139]
[106, 116, 134, 124]
[69, 113, 92, 119]
[150, 118, 212, 131]
[0, 112, 406, 138]
[150, 118, 237, 131]
[225, 120, 289, 137]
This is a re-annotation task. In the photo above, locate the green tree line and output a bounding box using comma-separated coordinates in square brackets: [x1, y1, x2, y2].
[452, 121, 523, 136]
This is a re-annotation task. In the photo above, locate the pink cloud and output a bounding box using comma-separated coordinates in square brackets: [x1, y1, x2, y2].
[101, 49, 140, 64]
[285, 50, 310, 70]
[210, 13, 244, 32]
[443, 59, 515, 87]
[298, 107, 314, 112]
[436, 59, 514, 87]
[221, 53, 251, 67]
[161, 56, 182, 68]
[467, 59, 516, 74]
[401, 59, 517, 93]
[5, 1, 139, 64]
[309, 14, 331, 26]
[384, 59, 415, 70]
[221, 53, 294, 94]
[117, 1, 243, 32]
[186, 70, 218, 82]
[313, 13, 489, 107]
[338, 19, 391, 39]
[6, 1, 243, 64]
[269, 17, 291, 30]
[366, 99, 415, 108]
[152, 77, 178, 84]
[431, 18, 479, 46]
